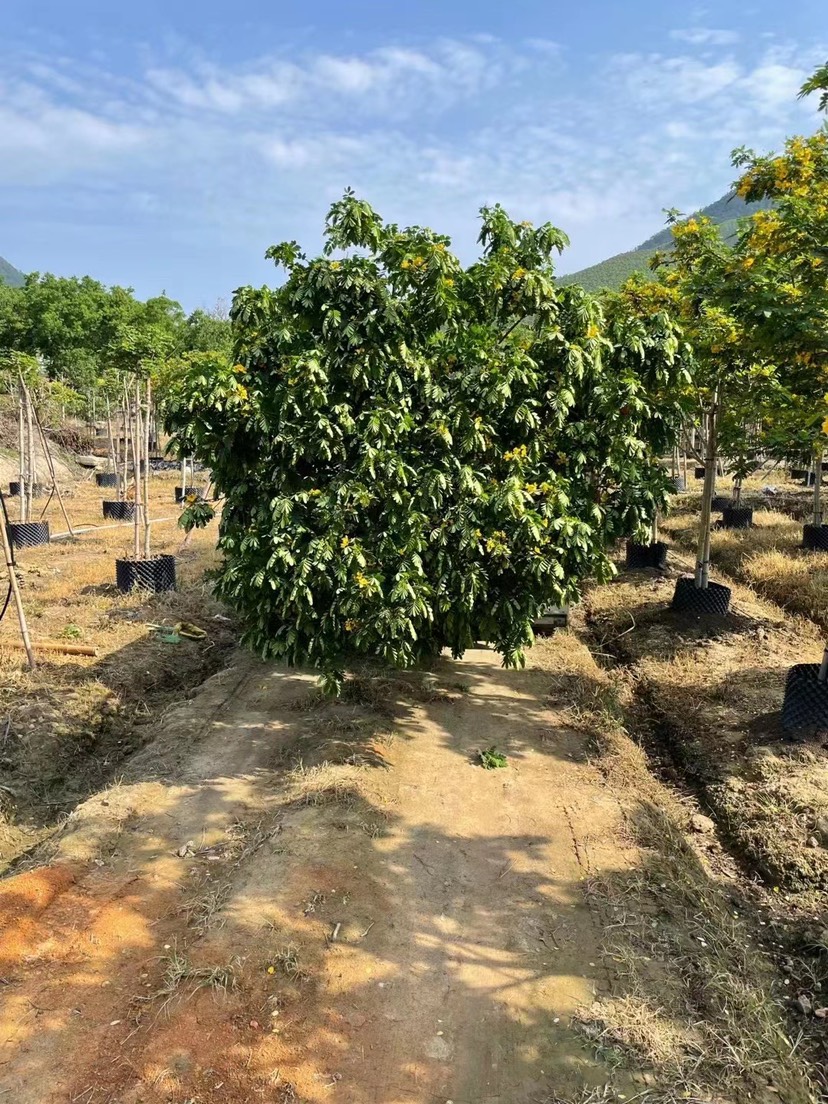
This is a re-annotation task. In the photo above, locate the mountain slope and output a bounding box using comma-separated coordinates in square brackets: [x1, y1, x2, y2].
[562, 191, 772, 292]
[0, 257, 25, 287]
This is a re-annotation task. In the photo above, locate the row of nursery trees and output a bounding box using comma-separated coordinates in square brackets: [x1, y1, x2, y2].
[160, 61, 828, 692]
[0, 273, 232, 424]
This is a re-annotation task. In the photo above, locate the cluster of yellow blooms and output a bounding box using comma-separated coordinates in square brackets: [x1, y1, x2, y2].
[502, 444, 529, 462]
[485, 530, 509, 555]
[354, 571, 371, 589]
[401, 256, 427, 271]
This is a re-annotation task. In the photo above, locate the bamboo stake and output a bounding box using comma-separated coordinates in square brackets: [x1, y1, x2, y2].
[0, 507, 35, 669]
[32, 405, 74, 537]
[0, 639, 97, 657]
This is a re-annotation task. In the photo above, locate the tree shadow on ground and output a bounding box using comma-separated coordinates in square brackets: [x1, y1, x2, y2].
[1, 640, 822, 1103]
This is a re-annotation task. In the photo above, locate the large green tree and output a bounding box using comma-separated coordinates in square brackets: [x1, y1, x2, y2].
[164, 193, 686, 688]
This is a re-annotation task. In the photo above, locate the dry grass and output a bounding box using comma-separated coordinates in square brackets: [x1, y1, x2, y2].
[0, 472, 235, 871]
[145, 946, 241, 1015]
[529, 627, 820, 1103]
[584, 566, 828, 894]
[661, 505, 828, 631]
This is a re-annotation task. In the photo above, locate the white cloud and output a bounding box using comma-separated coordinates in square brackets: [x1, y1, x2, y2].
[670, 28, 740, 47]
[0, 32, 824, 300]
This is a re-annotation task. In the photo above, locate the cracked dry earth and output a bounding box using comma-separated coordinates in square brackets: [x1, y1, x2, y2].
[0, 645, 642, 1103]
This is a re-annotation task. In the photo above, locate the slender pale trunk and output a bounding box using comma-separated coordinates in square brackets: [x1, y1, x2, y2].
[181, 455, 188, 499]
[0, 509, 34, 669]
[33, 406, 74, 537]
[651, 514, 659, 544]
[734, 476, 742, 508]
[812, 450, 823, 527]
[695, 392, 719, 590]
[105, 398, 119, 497]
[682, 449, 688, 486]
[17, 380, 25, 522]
[142, 381, 152, 559]
[130, 384, 142, 559]
[121, 388, 130, 496]
[25, 383, 35, 524]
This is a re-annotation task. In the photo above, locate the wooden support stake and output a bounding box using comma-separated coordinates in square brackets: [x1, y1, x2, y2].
[32, 406, 75, 537]
[0, 639, 97, 657]
[0, 507, 35, 669]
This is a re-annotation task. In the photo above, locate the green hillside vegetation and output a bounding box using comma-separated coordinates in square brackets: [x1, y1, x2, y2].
[0, 257, 24, 288]
[561, 191, 772, 292]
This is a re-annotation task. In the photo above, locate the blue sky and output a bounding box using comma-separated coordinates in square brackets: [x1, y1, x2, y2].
[1, 0, 826, 309]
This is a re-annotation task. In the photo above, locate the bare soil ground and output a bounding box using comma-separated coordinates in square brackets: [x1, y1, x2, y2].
[0, 469, 823, 1103]
[0, 628, 817, 1103]
[0, 471, 235, 872]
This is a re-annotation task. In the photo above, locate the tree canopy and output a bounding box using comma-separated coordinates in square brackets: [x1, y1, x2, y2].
[164, 192, 687, 689]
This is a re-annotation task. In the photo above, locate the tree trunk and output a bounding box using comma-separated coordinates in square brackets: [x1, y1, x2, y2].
[142, 381, 152, 559]
[25, 383, 35, 525]
[17, 380, 26, 523]
[128, 388, 141, 559]
[121, 386, 130, 498]
[695, 394, 718, 590]
[812, 450, 823, 527]
[105, 398, 119, 496]
[734, 476, 742, 508]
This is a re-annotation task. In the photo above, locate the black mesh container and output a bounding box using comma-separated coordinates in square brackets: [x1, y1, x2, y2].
[102, 501, 136, 521]
[8, 482, 45, 498]
[625, 540, 668, 570]
[803, 524, 828, 551]
[782, 664, 828, 731]
[671, 576, 731, 615]
[721, 506, 753, 529]
[7, 521, 50, 549]
[95, 472, 119, 488]
[115, 554, 177, 593]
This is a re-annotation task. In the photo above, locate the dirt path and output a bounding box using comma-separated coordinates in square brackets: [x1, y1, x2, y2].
[0, 647, 656, 1102]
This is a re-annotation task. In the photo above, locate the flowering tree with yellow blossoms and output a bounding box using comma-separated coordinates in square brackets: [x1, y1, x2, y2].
[164, 192, 687, 689]
[652, 217, 776, 586]
[727, 102, 828, 526]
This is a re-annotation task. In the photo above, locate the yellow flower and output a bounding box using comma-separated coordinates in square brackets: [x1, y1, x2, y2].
[586, 323, 600, 340]
[401, 259, 411, 270]
[232, 364, 246, 374]
[444, 278, 454, 287]
[307, 488, 322, 498]
[330, 260, 341, 270]
[236, 384, 248, 399]
[355, 571, 371, 589]
[267, 965, 276, 974]
[341, 536, 351, 548]
[525, 483, 538, 494]
[512, 267, 528, 280]
[345, 619, 358, 632]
